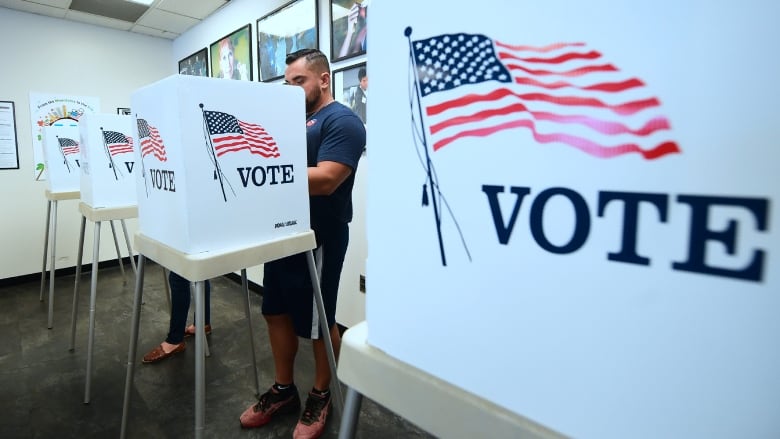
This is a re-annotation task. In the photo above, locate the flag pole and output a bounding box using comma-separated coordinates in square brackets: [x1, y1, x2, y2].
[405, 26, 447, 266]
[56, 135, 71, 173]
[199, 104, 227, 202]
[101, 127, 120, 180]
[136, 116, 149, 197]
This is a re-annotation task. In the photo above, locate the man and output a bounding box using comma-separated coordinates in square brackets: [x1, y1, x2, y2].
[239, 48, 366, 439]
[351, 67, 367, 124]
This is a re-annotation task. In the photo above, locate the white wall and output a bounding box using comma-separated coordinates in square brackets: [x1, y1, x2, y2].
[173, 0, 368, 326]
[0, 8, 173, 280]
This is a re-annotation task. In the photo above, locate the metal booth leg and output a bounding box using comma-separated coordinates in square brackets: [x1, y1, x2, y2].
[120, 219, 137, 274]
[187, 282, 210, 357]
[109, 220, 127, 282]
[39, 199, 52, 302]
[84, 221, 101, 404]
[241, 268, 261, 396]
[47, 200, 58, 329]
[337, 387, 364, 439]
[120, 254, 146, 439]
[194, 280, 206, 439]
[69, 215, 87, 351]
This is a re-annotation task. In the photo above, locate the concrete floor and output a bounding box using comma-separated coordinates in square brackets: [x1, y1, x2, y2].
[0, 261, 433, 439]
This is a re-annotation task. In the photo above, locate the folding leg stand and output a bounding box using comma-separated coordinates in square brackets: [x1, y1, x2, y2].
[39, 190, 79, 329]
[68, 202, 138, 404]
[120, 231, 343, 439]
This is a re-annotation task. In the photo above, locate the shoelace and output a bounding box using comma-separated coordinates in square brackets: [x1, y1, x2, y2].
[299, 394, 329, 424]
[254, 391, 278, 412]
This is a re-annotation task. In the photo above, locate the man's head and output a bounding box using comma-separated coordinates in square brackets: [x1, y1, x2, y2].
[284, 49, 332, 115]
[358, 67, 367, 91]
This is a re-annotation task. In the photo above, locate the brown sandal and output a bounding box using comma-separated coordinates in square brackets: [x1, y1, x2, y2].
[184, 324, 212, 338]
[142, 342, 186, 363]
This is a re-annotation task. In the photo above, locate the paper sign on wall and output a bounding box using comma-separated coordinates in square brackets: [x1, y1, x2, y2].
[29, 93, 99, 181]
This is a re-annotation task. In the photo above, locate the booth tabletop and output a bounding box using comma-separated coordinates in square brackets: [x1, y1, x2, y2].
[133, 230, 316, 282]
[45, 189, 79, 201]
[78, 202, 138, 222]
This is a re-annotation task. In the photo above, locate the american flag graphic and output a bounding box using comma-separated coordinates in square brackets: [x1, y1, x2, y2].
[103, 130, 134, 156]
[58, 137, 80, 155]
[411, 33, 680, 159]
[204, 110, 279, 158]
[137, 118, 167, 161]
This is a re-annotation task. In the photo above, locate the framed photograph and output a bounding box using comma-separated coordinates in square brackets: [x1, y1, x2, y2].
[116, 107, 131, 115]
[178, 48, 208, 77]
[256, 0, 318, 82]
[210, 24, 253, 81]
[330, 0, 367, 62]
[332, 62, 367, 125]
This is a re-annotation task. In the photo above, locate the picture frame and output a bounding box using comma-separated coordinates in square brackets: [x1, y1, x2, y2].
[178, 48, 208, 77]
[256, 0, 318, 82]
[116, 107, 131, 115]
[210, 24, 253, 81]
[0, 100, 20, 170]
[330, 0, 368, 62]
[332, 62, 367, 125]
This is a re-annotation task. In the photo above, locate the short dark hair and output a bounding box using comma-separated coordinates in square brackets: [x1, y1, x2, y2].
[285, 48, 330, 74]
[358, 67, 367, 80]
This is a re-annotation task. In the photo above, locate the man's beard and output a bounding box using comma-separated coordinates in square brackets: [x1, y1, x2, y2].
[305, 87, 322, 115]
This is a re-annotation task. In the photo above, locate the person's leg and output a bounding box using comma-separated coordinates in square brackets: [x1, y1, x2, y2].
[312, 324, 341, 390]
[165, 271, 190, 345]
[240, 259, 304, 428]
[186, 279, 211, 334]
[142, 271, 189, 362]
[204, 279, 211, 326]
[311, 222, 349, 389]
[265, 313, 298, 385]
[294, 223, 349, 437]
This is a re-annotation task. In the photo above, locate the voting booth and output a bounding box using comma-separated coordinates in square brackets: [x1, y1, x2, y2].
[130, 74, 310, 254]
[122, 75, 334, 439]
[78, 113, 137, 208]
[41, 124, 81, 193]
[69, 113, 140, 403]
[356, 1, 780, 439]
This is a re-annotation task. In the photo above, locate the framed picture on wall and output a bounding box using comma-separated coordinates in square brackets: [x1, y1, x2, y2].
[330, 0, 367, 62]
[209, 24, 252, 80]
[332, 62, 367, 125]
[178, 48, 208, 77]
[256, 0, 318, 82]
[0, 100, 20, 170]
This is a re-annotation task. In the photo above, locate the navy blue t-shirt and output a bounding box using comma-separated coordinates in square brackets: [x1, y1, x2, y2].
[305, 101, 365, 231]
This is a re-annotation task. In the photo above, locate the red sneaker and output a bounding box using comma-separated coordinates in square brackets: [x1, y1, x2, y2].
[293, 390, 331, 439]
[239, 385, 300, 428]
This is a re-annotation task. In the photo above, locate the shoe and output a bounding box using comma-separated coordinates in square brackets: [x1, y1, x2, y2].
[184, 324, 212, 338]
[239, 385, 301, 428]
[142, 342, 185, 364]
[293, 390, 331, 439]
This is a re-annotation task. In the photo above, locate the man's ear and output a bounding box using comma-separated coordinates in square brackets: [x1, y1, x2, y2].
[321, 71, 331, 89]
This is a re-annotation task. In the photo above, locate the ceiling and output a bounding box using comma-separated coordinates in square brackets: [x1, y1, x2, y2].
[0, 0, 229, 39]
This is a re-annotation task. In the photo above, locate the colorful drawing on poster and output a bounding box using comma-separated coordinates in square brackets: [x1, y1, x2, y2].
[28, 93, 100, 180]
